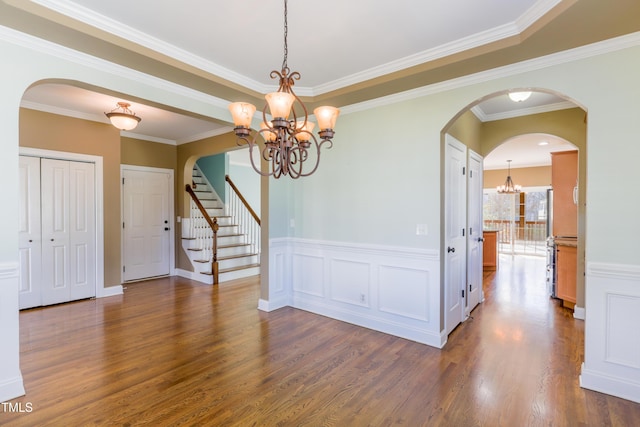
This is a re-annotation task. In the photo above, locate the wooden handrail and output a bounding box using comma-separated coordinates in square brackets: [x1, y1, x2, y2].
[186, 184, 219, 284]
[225, 175, 260, 226]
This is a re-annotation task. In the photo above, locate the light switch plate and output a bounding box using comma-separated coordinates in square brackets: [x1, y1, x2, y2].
[416, 224, 428, 235]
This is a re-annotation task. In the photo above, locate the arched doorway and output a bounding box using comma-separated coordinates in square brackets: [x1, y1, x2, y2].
[441, 88, 588, 337]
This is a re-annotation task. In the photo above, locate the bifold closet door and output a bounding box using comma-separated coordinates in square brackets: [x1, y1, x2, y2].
[18, 156, 42, 309]
[40, 158, 96, 306]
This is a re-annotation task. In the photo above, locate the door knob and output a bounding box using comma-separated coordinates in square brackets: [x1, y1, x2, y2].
[447, 246, 455, 253]
[477, 237, 484, 242]
[165, 227, 170, 231]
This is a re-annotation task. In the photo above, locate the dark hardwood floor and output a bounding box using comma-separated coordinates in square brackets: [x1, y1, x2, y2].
[3, 255, 639, 426]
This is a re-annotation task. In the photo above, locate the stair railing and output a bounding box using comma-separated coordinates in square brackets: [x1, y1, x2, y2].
[186, 184, 219, 284]
[225, 175, 261, 259]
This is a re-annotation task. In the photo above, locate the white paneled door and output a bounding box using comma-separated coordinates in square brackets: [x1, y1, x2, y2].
[444, 134, 468, 335]
[18, 156, 42, 309]
[19, 156, 96, 309]
[467, 149, 484, 315]
[122, 169, 171, 281]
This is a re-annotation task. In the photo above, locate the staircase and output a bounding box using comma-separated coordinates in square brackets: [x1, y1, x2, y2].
[182, 165, 260, 283]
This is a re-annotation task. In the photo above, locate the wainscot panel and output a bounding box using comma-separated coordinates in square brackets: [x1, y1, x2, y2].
[269, 238, 442, 348]
[580, 262, 640, 403]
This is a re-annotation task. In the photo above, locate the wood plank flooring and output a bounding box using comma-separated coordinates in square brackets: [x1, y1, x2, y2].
[3, 255, 639, 426]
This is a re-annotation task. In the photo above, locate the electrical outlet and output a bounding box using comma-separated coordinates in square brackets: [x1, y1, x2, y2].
[416, 224, 428, 235]
[360, 294, 366, 303]
[290, 219, 295, 228]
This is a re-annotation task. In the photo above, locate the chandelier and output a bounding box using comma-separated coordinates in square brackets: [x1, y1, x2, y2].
[105, 101, 141, 130]
[497, 160, 521, 193]
[228, 0, 339, 179]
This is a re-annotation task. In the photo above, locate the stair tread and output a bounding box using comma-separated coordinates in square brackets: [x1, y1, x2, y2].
[201, 263, 260, 275]
[218, 243, 251, 249]
[218, 253, 258, 261]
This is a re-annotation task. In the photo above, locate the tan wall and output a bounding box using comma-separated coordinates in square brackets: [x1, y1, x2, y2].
[447, 109, 482, 153]
[19, 108, 122, 287]
[484, 165, 551, 189]
[121, 137, 177, 170]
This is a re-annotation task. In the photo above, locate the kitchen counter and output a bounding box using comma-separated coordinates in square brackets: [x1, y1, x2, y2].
[555, 236, 577, 247]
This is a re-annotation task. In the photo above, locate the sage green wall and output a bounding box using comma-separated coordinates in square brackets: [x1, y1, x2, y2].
[197, 153, 227, 202]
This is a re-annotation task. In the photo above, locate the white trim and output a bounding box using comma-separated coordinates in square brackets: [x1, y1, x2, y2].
[19, 147, 106, 299]
[268, 237, 443, 348]
[175, 268, 213, 285]
[15, 0, 561, 97]
[120, 165, 176, 283]
[573, 306, 585, 320]
[0, 375, 26, 403]
[0, 262, 20, 279]
[340, 31, 640, 116]
[471, 100, 576, 122]
[587, 262, 640, 280]
[1, 22, 639, 114]
[580, 363, 640, 404]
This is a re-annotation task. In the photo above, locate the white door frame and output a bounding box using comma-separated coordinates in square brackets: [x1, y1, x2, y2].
[120, 164, 175, 283]
[18, 147, 116, 298]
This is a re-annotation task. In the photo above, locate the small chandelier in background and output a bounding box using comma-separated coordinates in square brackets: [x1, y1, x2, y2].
[105, 101, 141, 130]
[497, 160, 522, 193]
[228, 0, 339, 179]
[508, 91, 532, 102]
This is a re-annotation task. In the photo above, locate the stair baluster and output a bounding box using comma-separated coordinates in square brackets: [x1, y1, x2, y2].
[186, 184, 219, 284]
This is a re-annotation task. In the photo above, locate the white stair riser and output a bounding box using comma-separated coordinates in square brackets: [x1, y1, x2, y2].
[218, 226, 239, 236]
[212, 216, 233, 226]
[201, 200, 220, 209]
[219, 255, 259, 270]
[218, 245, 253, 257]
[219, 266, 260, 282]
[217, 234, 246, 246]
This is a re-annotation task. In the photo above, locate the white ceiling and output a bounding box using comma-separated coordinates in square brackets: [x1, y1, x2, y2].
[40, 0, 555, 93]
[17, 0, 581, 166]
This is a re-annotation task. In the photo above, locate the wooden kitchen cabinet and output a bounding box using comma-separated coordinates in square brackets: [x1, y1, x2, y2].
[483, 230, 498, 271]
[551, 150, 578, 237]
[556, 243, 577, 306]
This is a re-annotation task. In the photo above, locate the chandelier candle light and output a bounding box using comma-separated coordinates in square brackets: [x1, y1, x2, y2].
[228, 0, 339, 179]
[105, 101, 141, 130]
[497, 160, 522, 193]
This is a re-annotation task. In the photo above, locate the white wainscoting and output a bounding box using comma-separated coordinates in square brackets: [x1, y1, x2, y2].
[580, 262, 640, 403]
[0, 262, 26, 402]
[265, 238, 444, 348]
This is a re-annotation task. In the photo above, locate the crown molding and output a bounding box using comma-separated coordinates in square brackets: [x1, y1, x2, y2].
[20, 99, 107, 124]
[0, 24, 232, 112]
[24, 0, 562, 97]
[340, 31, 640, 116]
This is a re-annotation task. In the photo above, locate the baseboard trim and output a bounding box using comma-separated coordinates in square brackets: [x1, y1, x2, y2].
[97, 285, 123, 298]
[580, 363, 640, 403]
[175, 268, 213, 285]
[0, 375, 25, 403]
[293, 297, 445, 348]
[258, 297, 288, 313]
[573, 306, 585, 320]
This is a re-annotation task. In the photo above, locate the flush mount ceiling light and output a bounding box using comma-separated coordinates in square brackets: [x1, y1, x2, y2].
[508, 91, 532, 102]
[497, 160, 522, 194]
[105, 101, 141, 130]
[228, 0, 339, 179]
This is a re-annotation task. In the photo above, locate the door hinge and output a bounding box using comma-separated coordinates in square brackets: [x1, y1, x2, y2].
[123, 222, 125, 229]
[462, 228, 465, 237]
[461, 289, 465, 298]
[470, 170, 473, 178]
[123, 266, 125, 273]
[469, 284, 472, 291]
[462, 167, 466, 175]
[470, 227, 473, 236]
[122, 177, 125, 185]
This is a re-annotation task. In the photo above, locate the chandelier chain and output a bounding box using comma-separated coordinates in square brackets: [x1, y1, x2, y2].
[282, 0, 288, 72]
